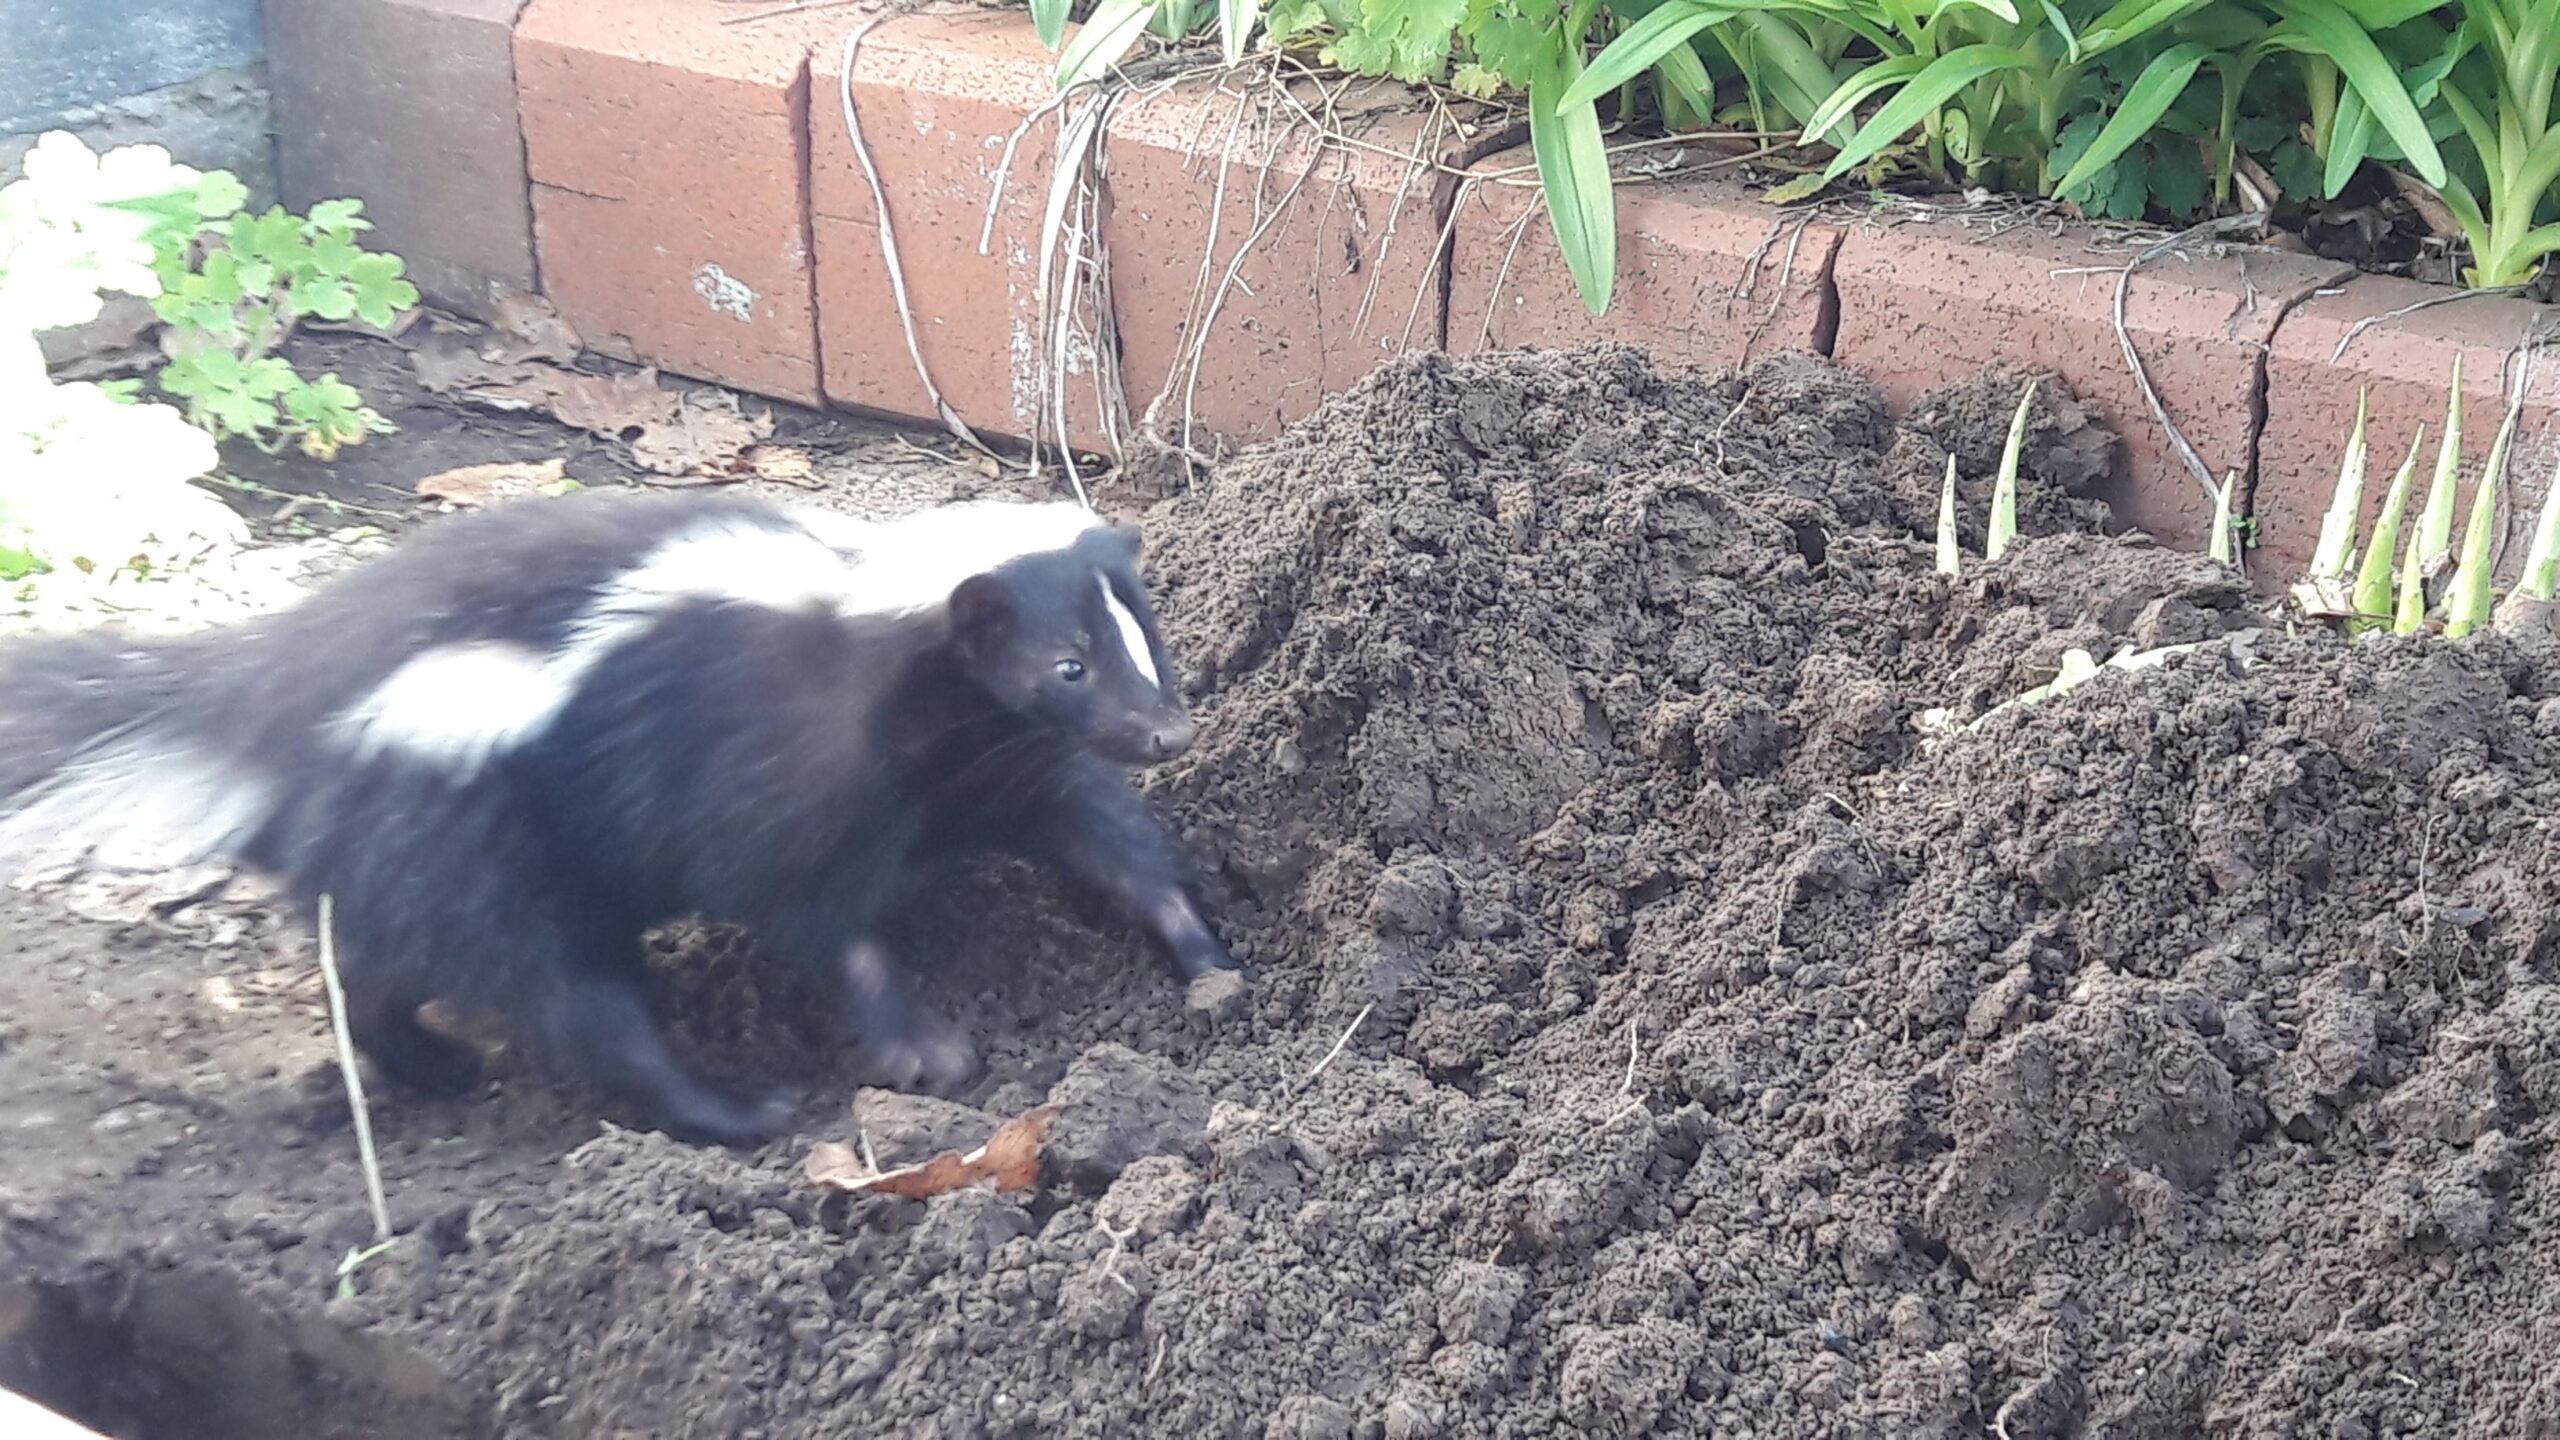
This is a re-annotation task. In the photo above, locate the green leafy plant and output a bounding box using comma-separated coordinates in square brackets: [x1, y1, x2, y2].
[2428, 0, 2560, 286]
[144, 193, 417, 458]
[2293, 354, 2560, 640]
[0, 132, 246, 582]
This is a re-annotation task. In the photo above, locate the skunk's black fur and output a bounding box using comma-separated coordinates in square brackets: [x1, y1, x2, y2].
[0, 490, 1234, 1143]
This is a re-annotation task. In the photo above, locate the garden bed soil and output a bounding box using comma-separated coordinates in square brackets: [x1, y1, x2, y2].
[7, 338, 2560, 1438]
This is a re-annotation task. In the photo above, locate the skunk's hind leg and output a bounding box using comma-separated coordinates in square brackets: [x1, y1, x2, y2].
[345, 990, 484, 1098]
[303, 797, 787, 1146]
[529, 967, 792, 1145]
[836, 935, 978, 1093]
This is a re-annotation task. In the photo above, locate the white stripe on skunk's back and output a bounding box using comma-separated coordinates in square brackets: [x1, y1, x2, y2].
[327, 500, 1111, 776]
[331, 641, 577, 774]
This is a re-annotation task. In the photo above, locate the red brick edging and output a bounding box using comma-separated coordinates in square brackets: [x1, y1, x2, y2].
[266, 0, 2560, 586]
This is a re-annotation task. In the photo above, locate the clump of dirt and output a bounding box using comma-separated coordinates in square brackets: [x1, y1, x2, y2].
[13, 342, 2560, 1439]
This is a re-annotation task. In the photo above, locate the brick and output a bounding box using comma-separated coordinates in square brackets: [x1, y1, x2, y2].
[2255, 275, 2560, 585]
[515, 0, 834, 405]
[1099, 73, 1452, 449]
[1447, 151, 1839, 376]
[1831, 219, 2352, 555]
[808, 11, 1070, 441]
[814, 15, 1454, 455]
[266, 0, 536, 319]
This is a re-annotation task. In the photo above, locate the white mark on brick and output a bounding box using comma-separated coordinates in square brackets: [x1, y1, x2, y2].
[693, 263, 757, 322]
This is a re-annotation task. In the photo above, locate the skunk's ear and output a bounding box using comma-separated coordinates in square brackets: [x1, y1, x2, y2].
[948, 573, 1015, 652]
[1105, 520, 1144, 559]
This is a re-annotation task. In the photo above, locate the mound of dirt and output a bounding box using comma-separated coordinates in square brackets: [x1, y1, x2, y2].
[13, 343, 2560, 1439]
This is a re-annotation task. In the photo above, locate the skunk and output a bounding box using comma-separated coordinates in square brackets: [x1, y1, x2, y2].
[0, 489, 1235, 1143]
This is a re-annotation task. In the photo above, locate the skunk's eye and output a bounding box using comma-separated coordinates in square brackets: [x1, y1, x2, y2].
[1055, 659, 1087, 683]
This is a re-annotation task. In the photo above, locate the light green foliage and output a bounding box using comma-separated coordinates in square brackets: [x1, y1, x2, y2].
[1026, 0, 2560, 312]
[1986, 378, 2034, 562]
[2308, 386, 2368, 581]
[0, 133, 245, 583]
[146, 184, 417, 458]
[2519, 447, 2560, 603]
[2348, 425, 2422, 630]
[2398, 359, 2463, 633]
[2444, 390, 2519, 637]
[1936, 453, 1961, 575]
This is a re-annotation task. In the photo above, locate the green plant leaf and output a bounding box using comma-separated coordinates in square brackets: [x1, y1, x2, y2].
[1820, 45, 2035, 182]
[1560, 1, 1731, 109]
[1055, 0, 1159, 88]
[2145, 135, 2210, 215]
[1217, 0, 1255, 62]
[2322, 82, 2375, 197]
[191, 170, 249, 219]
[2269, 0, 2447, 185]
[2050, 42, 2211, 197]
[1530, 45, 1616, 315]
[1034, 0, 1073, 47]
[346, 252, 417, 328]
[2077, 0, 2213, 54]
[1343, 0, 1468, 79]
[1799, 52, 1928, 150]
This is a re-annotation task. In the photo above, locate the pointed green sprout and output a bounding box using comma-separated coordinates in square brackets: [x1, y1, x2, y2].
[1936, 453, 1961, 577]
[2310, 387, 2370, 582]
[2349, 426, 2423, 632]
[2208, 471, 2236, 565]
[2398, 355, 2464, 634]
[2518, 447, 2560, 604]
[1986, 379, 2035, 562]
[2445, 386, 2523, 638]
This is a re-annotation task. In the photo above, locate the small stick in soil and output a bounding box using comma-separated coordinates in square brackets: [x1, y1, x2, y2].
[316, 894, 393, 1246]
[1299, 1002, 1373, 1089]
[1619, 1015, 1638, 1095]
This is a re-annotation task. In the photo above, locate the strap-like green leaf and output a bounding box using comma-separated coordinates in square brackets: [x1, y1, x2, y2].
[1034, 0, 1073, 49]
[1560, 1, 1733, 109]
[1217, 0, 1255, 61]
[2269, 0, 2448, 185]
[2050, 42, 2210, 196]
[1531, 46, 1618, 315]
[1819, 45, 2035, 181]
[1055, 0, 1160, 88]
[1800, 51, 1930, 147]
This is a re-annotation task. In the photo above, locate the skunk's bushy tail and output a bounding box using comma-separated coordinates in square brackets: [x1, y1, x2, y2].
[0, 631, 271, 875]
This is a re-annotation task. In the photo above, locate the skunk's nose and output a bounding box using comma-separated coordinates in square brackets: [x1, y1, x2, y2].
[1146, 718, 1196, 761]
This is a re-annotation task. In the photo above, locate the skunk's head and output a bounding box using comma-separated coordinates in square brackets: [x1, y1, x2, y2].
[946, 521, 1194, 767]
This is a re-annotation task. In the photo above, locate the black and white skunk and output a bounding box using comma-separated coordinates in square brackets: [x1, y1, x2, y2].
[0, 489, 1235, 1143]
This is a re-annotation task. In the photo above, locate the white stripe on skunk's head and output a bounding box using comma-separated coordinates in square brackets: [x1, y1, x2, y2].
[943, 519, 1195, 768]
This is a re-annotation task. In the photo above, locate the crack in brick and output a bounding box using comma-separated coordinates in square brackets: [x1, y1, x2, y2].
[1427, 121, 1528, 352]
[788, 59, 824, 403]
[1810, 242, 1841, 358]
[2237, 266, 2355, 540]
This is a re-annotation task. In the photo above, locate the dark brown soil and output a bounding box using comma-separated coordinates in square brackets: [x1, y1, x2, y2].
[9, 341, 2560, 1438]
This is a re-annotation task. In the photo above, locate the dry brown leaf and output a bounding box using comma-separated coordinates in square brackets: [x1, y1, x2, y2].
[409, 329, 537, 396]
[415, 457, 570, 507]
[745, 445, 816, 484]
[628, 390, 774, 478]
[546, 368, 683, 437]
[488, 292, 584, 365]
[805, 1103, 1059, 1199]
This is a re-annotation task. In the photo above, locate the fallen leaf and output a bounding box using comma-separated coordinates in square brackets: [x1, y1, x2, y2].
[546, 368, 683, 437]
[745, 445, 816, 484]
[488, 292, 583, 364]
[627, 390, 774, 478]
[805, 1103, 1059, 1199]
[409, 328, 535, 395]
[415, 457, 570, 507]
